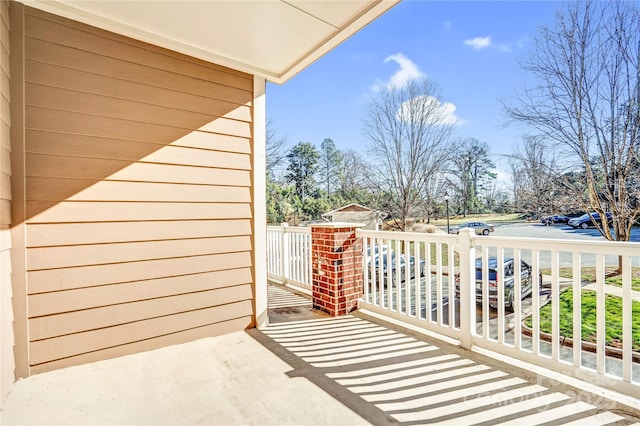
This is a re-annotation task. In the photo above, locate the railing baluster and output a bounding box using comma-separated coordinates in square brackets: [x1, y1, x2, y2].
[436, 242, 443, 325]
[513, 248, 522, 350]
[622, 255, 632, 383]
[425, 241, 431, 322]
[572, 252, 582, 367]
[414, 240, 421, 319]
[404, 239, 410, 315]
[448, 242, 455, 329]
[551, 250, 560, 361]
[596, 254, 605, 375]
[532, 249, 540, 355]
[497, 248, 505, 344]
[482, 245, 489, 339]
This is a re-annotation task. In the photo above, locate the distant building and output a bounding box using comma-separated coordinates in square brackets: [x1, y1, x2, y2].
[322, 204, 386, 230]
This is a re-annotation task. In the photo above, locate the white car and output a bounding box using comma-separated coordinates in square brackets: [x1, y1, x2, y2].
[450, 221, 495, 235]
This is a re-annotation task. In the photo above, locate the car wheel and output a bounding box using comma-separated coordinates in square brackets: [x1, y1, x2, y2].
[482, 229, 489, 235]
[581, 222, 589, 229]
[505, 291, 514, 313]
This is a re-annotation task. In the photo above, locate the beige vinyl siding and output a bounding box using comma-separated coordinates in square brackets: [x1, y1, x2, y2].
[0, 0, 14, 403]
[17, 7, 255, 372]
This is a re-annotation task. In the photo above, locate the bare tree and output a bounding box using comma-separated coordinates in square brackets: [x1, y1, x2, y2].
[505, 0, 640, 242]
[450, 138, 496, 216]
[266, 118, 289, 179]
[338, 150, 370, 195]
[507, 136, 559, 218]
[363, 77, 454, 231]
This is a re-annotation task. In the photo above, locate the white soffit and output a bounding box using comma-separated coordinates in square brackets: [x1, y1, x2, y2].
[22, 0, 400, 84]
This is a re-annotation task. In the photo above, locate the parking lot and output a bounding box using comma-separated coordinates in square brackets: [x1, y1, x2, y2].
[491, 221, 640, 243]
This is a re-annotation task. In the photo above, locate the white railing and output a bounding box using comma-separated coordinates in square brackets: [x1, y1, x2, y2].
[266, 223, 312, 291]
[358, 228, 640, 398]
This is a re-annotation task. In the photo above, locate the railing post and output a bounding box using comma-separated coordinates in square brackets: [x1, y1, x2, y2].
[458, 228, 475, 349]
[311, 222, 364, 316]
[280, 222, 288, 284]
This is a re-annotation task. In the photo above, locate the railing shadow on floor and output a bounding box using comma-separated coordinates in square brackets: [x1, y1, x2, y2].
[258, 284, 639, 425]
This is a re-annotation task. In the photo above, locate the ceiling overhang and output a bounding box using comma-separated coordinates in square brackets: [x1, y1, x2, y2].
[21, 0, 400, 84]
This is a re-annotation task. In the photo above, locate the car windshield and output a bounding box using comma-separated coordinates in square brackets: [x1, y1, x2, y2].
[474, 257, 516, 277]
[375, 254, 411, 267]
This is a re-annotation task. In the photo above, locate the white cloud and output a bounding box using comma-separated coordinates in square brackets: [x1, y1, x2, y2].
[383, 53, 425, 88]
[464, 36, 491, 49]
[397, 95, 462, 126]
[368, 54, 462, 127]
[444, 20, 452, 30]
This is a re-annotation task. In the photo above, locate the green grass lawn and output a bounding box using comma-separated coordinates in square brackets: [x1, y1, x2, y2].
[539, 267, 640, 292]
[406, 241, 458, 267]
[524, 289, 640, 352]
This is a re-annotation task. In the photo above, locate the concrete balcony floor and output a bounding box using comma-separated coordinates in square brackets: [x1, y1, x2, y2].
[2, 284, 639, 425]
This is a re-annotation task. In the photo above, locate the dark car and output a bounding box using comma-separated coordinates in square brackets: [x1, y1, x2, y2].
[567, 212, 612, 229]
[540, 214, 569, 225]
[455, 257, 541, 312]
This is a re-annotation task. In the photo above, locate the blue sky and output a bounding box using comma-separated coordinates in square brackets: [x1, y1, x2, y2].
[266, 1, 564, 180]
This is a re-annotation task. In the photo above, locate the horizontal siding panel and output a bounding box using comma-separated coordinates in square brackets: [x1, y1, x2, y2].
[29, 300, 253, 365]
[27, 201, 251, 223]
[26, 83, 247, 131]
[25, 38, 252, 105]
[140, 145, 250, 169]
[28, 235, 252, 270]
[26, 153, 251, 182]
[26, 10, 253, 88]
[27, 178, 251, 203]
[27, 219, 252, 247]
[27, 106, 252, 144]
[1, 70, 9, 104]
[0, 44, 7, 80]
[30, 316, 252, 374]
[108, 163, 250, 186]
[29, 268, 253, 317]
[1, 122, 9, 151]
[199, 117, 251, 138]
[1, 93, 8, 126]
[171, 133, 250, 154]
[27, 129, 251, 159]
[0, 1, 8, 35]
[26, 62, 251, 121]
[28, 251, 252, 293]
[0, 200, 9, 226]
[30, 283, 253, 340]
[0, 147, 10, 175]
[0, 172, 9, 199]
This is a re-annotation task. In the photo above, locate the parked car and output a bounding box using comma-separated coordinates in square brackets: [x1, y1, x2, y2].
[371, 253, 425, 285]
[567, 212, 612, 229]
[365, 244, 391, 264]
[455, 257, 541, 312]
[450, 221, 495, 235]
[540, 214, 569, 225]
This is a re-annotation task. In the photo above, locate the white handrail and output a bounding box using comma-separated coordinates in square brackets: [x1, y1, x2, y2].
[266, 223, 312, 292]
[267, 224, 640, 398]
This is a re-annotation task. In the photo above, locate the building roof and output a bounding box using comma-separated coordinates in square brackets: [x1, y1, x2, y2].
[323, 203, 377, 215]
[23, 0, 400, 84]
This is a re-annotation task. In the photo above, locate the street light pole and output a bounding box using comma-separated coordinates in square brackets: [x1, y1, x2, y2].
[444, 191, 450, 234]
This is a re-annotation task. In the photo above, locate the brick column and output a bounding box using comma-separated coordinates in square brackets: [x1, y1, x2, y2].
[311, 223, 364, 316]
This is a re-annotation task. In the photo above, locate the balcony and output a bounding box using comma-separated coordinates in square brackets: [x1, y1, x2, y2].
[2, 225, 639, 424]
[267, 224, 640, 399]
[2, 282, 639, 424]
